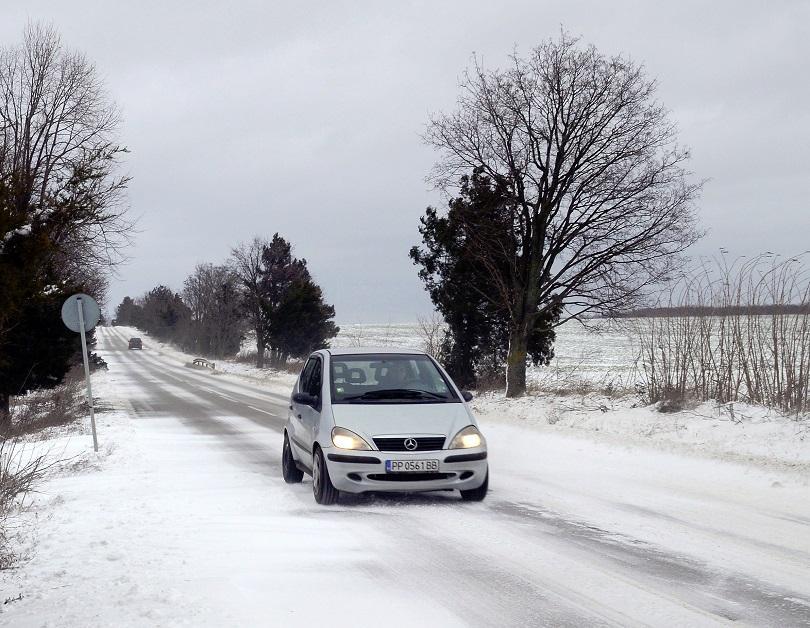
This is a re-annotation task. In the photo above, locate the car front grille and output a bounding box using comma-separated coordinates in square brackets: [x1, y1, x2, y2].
[373, 436, 446, 451]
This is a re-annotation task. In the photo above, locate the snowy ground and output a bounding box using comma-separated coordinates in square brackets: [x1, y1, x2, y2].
[2, 326, 810, 626]
[471, 393, 810, 472]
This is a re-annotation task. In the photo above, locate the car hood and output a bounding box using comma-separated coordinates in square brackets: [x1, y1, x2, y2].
[330, 402, 473, 444]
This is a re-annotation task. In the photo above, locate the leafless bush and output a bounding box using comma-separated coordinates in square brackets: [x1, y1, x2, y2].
[4, 368, 84, 437]
[273, 359, 304, 375]
[635, 255, 810, 415]
[0, 436, 56, 568]
[233, 351, 260, 365]
[0, 439, 52, 513]
[342, 326, 366, 347]
[473, 370, 507, 393]
[528, 373, 632, 399]
[523, 345, 637, 399]
[416, 314, 446, 358]
[232, 352, 303, 375]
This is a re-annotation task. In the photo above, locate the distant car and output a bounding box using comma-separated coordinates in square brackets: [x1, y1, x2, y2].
[128, 337, 143, 350]
[282, 347, 488, 505]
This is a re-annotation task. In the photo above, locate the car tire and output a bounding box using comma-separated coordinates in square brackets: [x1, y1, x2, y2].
[460, 469, 489, 502]
[312, 447, 339, 505]
[282, 433, 304, 484]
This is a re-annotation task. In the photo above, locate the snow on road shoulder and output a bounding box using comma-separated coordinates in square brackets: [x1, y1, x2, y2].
[471, 390, 810, 472]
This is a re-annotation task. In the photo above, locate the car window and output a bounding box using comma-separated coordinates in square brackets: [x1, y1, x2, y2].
[307, 358, 322, 398]
[299, 358, 316, 393]
[330, 354, 458, 404]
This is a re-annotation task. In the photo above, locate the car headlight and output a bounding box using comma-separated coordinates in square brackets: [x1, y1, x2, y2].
[449, 425, 485, 449]
[331, 427, 372, 451]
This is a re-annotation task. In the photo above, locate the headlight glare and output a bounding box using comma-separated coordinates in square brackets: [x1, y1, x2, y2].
[449, 425, 485, 449]
[331, 427, 371, 450]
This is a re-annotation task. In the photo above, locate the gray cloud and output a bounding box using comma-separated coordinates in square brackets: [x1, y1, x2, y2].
[4, 1, 808, 321]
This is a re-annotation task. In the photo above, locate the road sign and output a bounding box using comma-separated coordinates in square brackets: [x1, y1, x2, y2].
[61, 293, 100, 332]
[62, 293, 100, 452]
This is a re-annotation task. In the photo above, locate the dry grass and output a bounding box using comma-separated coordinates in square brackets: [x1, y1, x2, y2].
[4, 367, 85, 438]
[233, 351, 260, 365]
[0, 437, 59, 569]
[233, 351, 303, 374]
[635, 255, 810, 415]
[0, 371, 86, 568]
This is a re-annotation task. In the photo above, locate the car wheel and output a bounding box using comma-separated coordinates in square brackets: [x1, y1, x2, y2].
[312, 447, 339, 505]
[282, 433, 304, 484]
[460, 469, 488, 502]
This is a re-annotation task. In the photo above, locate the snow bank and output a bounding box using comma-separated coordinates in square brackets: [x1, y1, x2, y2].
[472, 391, 810, 472]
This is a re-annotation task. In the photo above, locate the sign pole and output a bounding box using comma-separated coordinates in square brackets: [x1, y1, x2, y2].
[77, 298, 99, 452]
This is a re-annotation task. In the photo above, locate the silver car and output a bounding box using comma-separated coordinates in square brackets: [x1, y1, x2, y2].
[282, 347, 488, 504]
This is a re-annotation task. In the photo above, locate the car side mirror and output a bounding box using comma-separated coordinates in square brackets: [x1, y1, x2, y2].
[461, 390, 473, 402]
[292, 392, 317, 406]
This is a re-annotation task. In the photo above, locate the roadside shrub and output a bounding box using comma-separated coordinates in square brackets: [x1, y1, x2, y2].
[4, 367, 84, 437]
[635, 255, 810, 415]
[0, 437, 55, 568]
[416, 314, 446, 359]
[233, 351, 303, 375]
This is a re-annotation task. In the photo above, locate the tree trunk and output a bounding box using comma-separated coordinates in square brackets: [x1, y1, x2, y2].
[506, 229, 544, 397]
[255, 333, 265, 368]
[0, 393, 11, 433]
[505, 324, 528, 397]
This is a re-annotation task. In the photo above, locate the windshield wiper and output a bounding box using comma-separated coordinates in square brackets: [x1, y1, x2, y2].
[342, 388, 449, 401]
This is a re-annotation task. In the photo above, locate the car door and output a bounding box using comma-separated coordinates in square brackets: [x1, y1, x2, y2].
[290, 357, 316, 460]
[300, 355, 323, 451]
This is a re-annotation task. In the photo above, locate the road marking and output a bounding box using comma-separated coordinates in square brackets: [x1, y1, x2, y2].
[201, 388, 239, 403]
[248, 405, 279, 418]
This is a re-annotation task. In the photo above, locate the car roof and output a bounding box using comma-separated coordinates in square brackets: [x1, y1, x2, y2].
[326, 346, 426, 356]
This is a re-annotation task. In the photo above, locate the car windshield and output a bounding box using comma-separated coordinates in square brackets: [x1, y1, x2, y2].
[330, 353, 459, 404]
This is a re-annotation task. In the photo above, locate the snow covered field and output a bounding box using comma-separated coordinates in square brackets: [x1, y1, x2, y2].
[335, 319, 640, 390]
[2, 325, 810, 626]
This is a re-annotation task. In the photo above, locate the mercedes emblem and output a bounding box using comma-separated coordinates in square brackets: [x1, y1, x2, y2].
[404, 438, 418, 451]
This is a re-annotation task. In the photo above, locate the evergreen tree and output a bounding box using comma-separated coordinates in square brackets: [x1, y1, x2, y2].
[0, 170, 90, 424]
[140, 286, 191, 342]
[410, 169, 560, 389]
[257, 234, 338, 365]
[269, 279, 339, 362]
[115, 296, 144, 327]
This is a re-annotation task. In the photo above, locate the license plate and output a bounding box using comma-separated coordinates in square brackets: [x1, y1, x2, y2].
[385, 459, 439, 473]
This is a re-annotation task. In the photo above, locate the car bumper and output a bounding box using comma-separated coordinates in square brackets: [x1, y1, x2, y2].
[324, 447, 488, 493]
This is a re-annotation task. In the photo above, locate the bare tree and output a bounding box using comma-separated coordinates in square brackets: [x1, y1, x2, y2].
[0, 23, 131, 267]
[231, 237, 269, 367]
[425, 33, 701, 396]
[182, 263, 244, 358]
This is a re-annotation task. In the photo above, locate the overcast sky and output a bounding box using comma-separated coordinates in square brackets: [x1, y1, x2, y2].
[3, 1, 809, 322]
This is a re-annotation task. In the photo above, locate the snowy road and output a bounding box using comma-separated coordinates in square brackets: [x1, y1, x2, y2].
[9, 326, 809, 627]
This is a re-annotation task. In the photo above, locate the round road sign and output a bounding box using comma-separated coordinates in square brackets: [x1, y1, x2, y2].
[61, 293, 101, 333]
